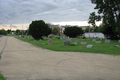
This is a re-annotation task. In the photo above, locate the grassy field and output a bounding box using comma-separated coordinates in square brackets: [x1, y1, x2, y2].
[0, 57, 6, 80]
[16, 36, 120, 55]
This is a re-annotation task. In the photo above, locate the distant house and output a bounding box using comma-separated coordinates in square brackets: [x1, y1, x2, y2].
[84, 32, 105, 38]
[48, 24, 63, 35]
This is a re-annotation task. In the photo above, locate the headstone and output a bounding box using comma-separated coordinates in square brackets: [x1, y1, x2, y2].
[86, 45, 93, 48]
[118, 40, 120, 43]
[95, 41, 101, 43]
[92, 39, 96, 42]
[80, 42, 87, 45]
[66, 38, 71, 41]
[39, 39, 43, 41]
[19, 35, 21, 37]
[48, 40, 52, 45]
[115, 45, 119, 47]
[60, 37, 63, 40]
[64, 41, 70, 46]
[42, 43, 46, 45]
[105, 39, 111, 43]
[73, 42, 77, 46]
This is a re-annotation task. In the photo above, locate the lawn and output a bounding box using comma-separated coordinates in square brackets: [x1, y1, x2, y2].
[0, 57, 6, 80]
[15, 36, 120, 55]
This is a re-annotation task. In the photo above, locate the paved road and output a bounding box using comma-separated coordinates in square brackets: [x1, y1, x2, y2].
[0, 36, 120, 80]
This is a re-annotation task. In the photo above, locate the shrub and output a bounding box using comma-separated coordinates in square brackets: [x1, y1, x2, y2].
[64, 26, 84, 38]
[82, 36, 86, 39]
[29, 20, 51, 40]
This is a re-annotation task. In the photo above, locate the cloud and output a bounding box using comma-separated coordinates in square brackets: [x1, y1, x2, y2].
[0, 0, 96, 27]
[12, 26, 17, 28]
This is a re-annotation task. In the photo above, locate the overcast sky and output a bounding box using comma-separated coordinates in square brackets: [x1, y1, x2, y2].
[0, 0, 100, 30]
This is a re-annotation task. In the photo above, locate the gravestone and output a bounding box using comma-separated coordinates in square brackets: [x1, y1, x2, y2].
[19, 35, 21, 37]
[60, 37, 63, 40]
[92, 39, 96, 42]
[42, 43, 46, 45]
[66, 38, 71, 41]
[95, 41, 101, 43]
[73, 42, 77, 46]
[86, 45, 93, 48]
[39, 39, 43, 41]
[48, 40, 52, 45]
[80, 42, 87, 45]
[105, 39, 111, 43]
[118, 40, 120, 43]
[64, 41, 70, 46]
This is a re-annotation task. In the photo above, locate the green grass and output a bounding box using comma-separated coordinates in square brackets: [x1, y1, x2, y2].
[16, 37, 120, 55]
[0, 73, 5, 80]
[0, 57, 5, 80]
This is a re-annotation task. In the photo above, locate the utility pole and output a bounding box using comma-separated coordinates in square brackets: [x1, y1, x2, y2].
[10, 24, 12, 34]
[89, 23, 90, 38]
[22, 19, 23, 36]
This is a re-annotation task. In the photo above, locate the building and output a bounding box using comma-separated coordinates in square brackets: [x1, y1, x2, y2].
[48, 24, 63, 35]
[84, 32, 105, 38]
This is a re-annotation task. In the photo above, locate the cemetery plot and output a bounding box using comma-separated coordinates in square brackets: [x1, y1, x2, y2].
[95, 41, 101, 43]
[80, 42, 87, 45]
[64, 41, 70, 46]
[48, 40, 52, 45]
[105, 39, 111, 43]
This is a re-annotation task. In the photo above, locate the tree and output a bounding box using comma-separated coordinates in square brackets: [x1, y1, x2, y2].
[0, 29, 7, 35]
[88, 12, 101, 28]
[29, 20, 51, 40]
[52, 27, 58, 35]
[90, 0, 120, 39]
[15, 29, 20, 35]
[64, 26, 84, 38]
[85, 26, 94, 32]
[6, 29, 11, 34]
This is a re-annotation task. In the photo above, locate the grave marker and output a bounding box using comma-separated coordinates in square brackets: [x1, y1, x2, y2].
[118, 40, 120, 43]
[80, 42, 87, 45]
[105, 39, 111, 43]
[95, 41, 101, 43]
[64, 41, 70, 46]
[86, 45, 93, 48]
[48, 40, 52, 45]
[92, 39, 96, 42]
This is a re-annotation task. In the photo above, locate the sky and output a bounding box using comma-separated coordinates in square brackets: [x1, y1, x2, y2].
[0, 0, 102, 30]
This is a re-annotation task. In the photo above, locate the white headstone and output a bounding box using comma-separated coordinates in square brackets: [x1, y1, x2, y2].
[92, 39, 96, 42]
[86, 45, 93, 48]
[105, 39, 111, 43]
[118, 40, 120, 43]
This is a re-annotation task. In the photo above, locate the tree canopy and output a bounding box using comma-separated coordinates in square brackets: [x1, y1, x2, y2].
[64, 26, 84, 38]
[52, 27, 59, 35]
[90, 0, 120, 39]
[29, 20, 51, 40]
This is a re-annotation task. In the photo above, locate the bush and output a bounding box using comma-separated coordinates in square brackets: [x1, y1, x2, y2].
[82, 36, 86, 39]
[0, 29, 7, 35]
[29, 20, 51, 40]
[52, 27, 59, 35]
[64, 26, 84, 38]
[55, 36, 60, 39]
